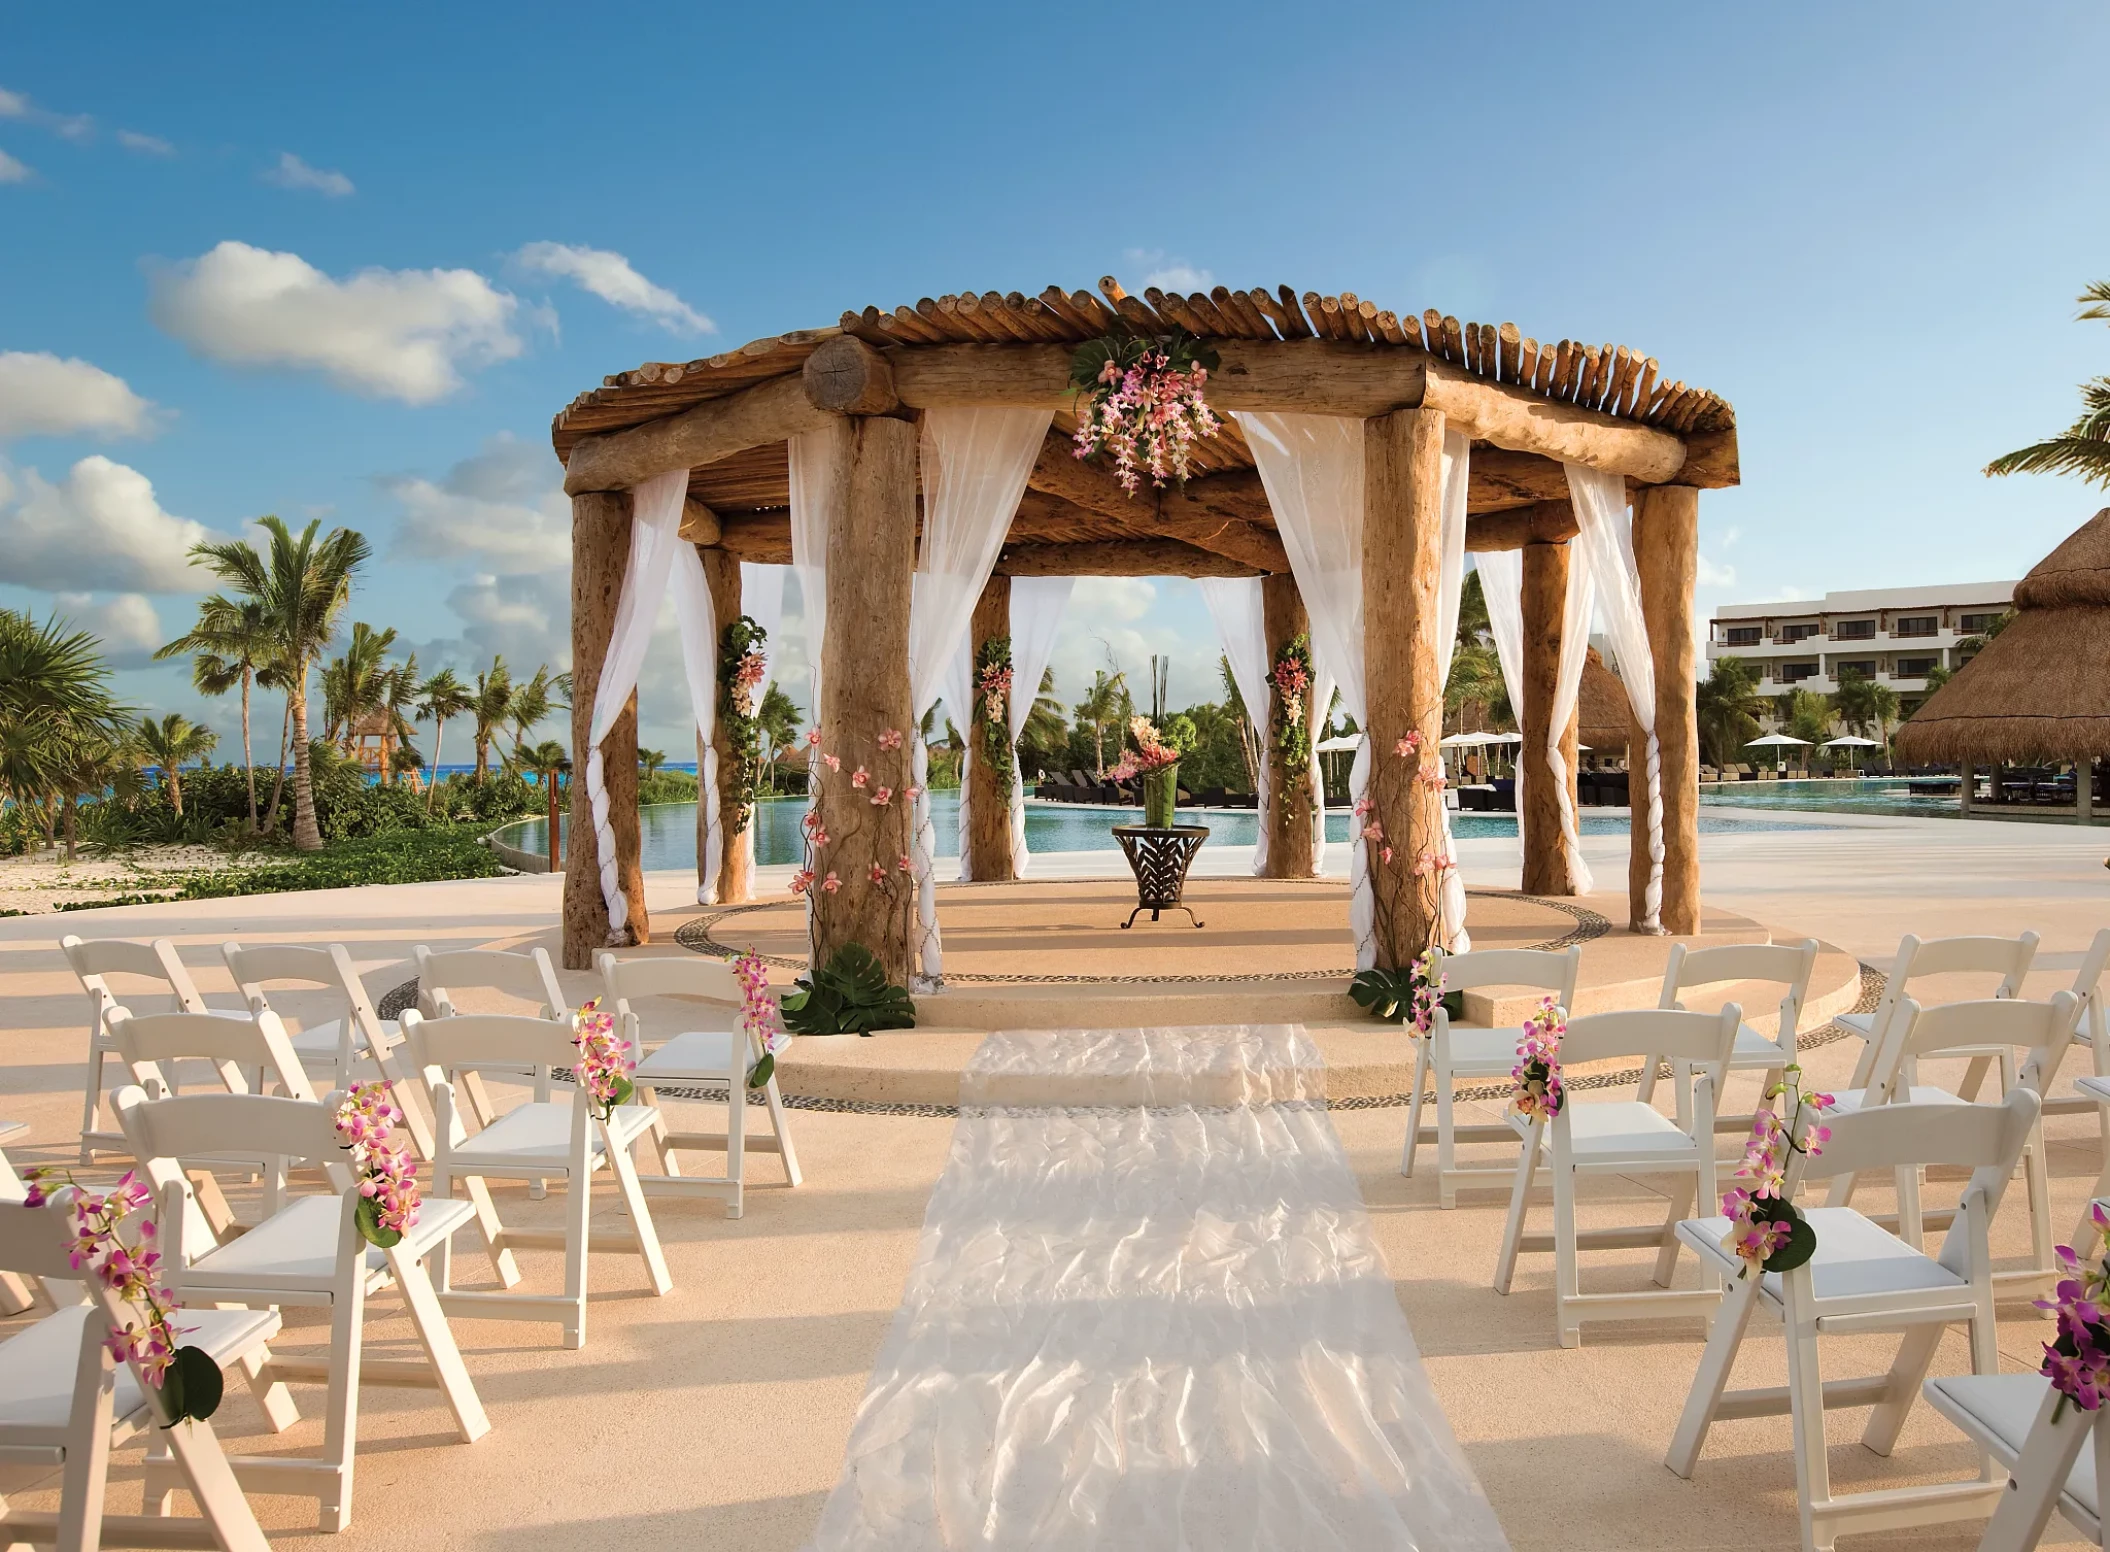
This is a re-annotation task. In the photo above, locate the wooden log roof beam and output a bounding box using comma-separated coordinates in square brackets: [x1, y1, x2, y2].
[1024, 435, 1290, 573]
[996, 539, 1260, 577]
[1464, 500, 1580, 552]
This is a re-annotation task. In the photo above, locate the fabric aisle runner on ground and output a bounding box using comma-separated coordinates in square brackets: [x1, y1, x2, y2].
[805, 1025, 1509, 1551]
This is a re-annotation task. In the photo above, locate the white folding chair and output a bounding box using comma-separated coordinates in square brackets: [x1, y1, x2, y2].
[1838, 932, 2040, 1093]
[413, 945, 564, 1115]
[1398, 945, 1582, 1207]
[220, 943, 413, 1125]
[0, 1119, 62, 1315]
[1640, 939, 1819, 1133]
[596, 953, 802, 1218]
[1666, 1087, 2042, 1552]
[60, 936, 247, 1162]
[1493, 1004, 1742, 1347]
[1824, 994, 2078, 1281]
[401, 1009, 671, 1350]
[0, 1199, 280, 1552]
[2039, 928, 2110, 1135]
[1924, 1363, 2110, 1550]
[114, 1084, 489, 1533]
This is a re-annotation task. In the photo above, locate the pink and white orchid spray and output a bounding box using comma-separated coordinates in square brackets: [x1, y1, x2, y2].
[23, 1165, 219, 1420]
[1407, 947, 1442, 1035]
[571, 996, 634, 1122]
[1719, 1067, 1835, 1276]
[2037, 1202, 2110, 1417]
[1107, 714, 1183, 784]
[734, 951, 790, 1089]
[333, 1082, 422, 1246]
[1510, 997, 1567, 1120]
[1069, 331, 1222, 494]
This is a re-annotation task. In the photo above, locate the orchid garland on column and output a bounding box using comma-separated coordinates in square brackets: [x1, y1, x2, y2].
[1069, 330, 1222, 494]
[24, 1166, 224, 1423]
[1359, 728, 1451, 962]
[1719, 1067, 1834, 1276]
[973, 637, 1015, 788]
[716, 616, 769, 839]
[1509, 997, 1567, 1120]
[734, 951, 791, 1089]
[1268, 633, 1314, 778]
[2039, 1202, 2110, 1418]
[570, 997, 635, 1122]
[333, 1082, 422, 1248]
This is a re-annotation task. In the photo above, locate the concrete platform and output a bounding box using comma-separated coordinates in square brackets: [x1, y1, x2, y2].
[655, 879, 1863, 1108]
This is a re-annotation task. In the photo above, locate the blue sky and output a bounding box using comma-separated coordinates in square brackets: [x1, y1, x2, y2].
[3, 2, 2107, 759]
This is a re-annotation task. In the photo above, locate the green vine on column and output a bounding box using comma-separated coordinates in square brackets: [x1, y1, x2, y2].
[717, 615, 767, 838]
[1268, 633, 1314, 815]
[974, 636, 1014, 787]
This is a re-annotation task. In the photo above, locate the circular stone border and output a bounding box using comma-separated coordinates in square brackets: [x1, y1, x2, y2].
[672, 880, 1609, 983]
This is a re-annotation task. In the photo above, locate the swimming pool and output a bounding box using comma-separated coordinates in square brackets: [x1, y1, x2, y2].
[1697, 777, 1962, 820]
[495, 790, 1817, 871]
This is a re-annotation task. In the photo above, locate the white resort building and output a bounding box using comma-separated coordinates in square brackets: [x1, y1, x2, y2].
[1706, 581, 2016, 705]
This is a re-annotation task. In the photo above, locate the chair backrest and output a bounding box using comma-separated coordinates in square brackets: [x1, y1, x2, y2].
[110, 1007, 316, 1103]
[597, 953, 741, 1041]
[400, 1008, 576, 1080]
[2070, 929, 2110, 1056]
[1862, 932, 2041, 1053]
[415, 945, 566, 1019]
[61, 934, 210, 1019]
[1559, 1004, 1743, 1074]
[1431, 945, 1581, 1005]
[1884, 993, 2080, 1096]
[224, 940, 393, 1055]
[1659, 939, 1819, 1032]
[114, 1085, 338, 1176]
[0, 1198, 87, 1283]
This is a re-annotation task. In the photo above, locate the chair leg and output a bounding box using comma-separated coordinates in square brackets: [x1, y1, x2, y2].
[1552, 1161, 1582, 1348]
[1653, 1176, 1697, 1289]
[642, 1086, 678, 1176]
[232, 1338, 300, 1432]
[317, 1273, 366, 1533]
[165, 1416, 271, 1552]
[56, 1335, 117, 1552]
[1493, 1130, 1539, 1297]
[78, 1037, 107, 1165]
[389, 1248, 491, 1442]
[1401, 1037, 1429, 1178]
[460, 1174, 521, 1288]
[1636, 1048, 1660, 1105]
[724, 1071, 748, 1220]
[1895, 1162, 1926, 1250]
[561, 1164, 590, 1350]
[1860, 1324, 1944, 1457]
[2024, 1124, 2054, 1274]
[1667, 1272, 1761, 1477]
[1435, 1058, 1459, 1209]
[764, 1075, 802, 1187]
[605, 1132, 672, 1295]
[1784, 1304, 1834, 1552]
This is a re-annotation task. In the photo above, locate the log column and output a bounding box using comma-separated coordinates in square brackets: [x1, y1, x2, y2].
[1520, 540, 1582, 895]
[563, 490, 648, 969]
[698, 546, 753, 904]
[810, 415, 918, 982]
[1635, 485, 1702, 934]
[1362, 408, 1447, 969]
[1261, 573, 1318, 878]
[965, 573, 1016, 880]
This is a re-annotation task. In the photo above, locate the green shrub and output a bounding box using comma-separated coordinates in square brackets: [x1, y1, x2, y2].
[177, 827, 504, 898]
[638, 769, 699, 807]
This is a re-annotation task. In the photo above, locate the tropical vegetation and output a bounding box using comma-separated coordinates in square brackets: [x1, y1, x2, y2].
[1986, 280, 2110, 487]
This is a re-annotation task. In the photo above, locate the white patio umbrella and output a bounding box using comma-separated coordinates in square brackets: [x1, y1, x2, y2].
[1822, 734, 1882, 773]
[1746, 731, 1811, 774]
[1314, 734, 1363, 753]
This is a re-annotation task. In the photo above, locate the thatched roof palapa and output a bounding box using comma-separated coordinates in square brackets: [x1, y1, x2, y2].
[1577, 647, 1632, 754]
[1894, 508, 2110, 764]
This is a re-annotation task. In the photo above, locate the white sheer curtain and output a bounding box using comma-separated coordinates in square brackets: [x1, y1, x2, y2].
[584, 468, 715, 936]
[788, 427, 844, 733]
[1473, 548, 1528, 874]
[1308, 668, 1335, 873]
[1006, 577, 1072, 876]
[1237, 413, 1376, 967]
[1566, 462, 1662, 930]
[1433, 431, 1472, 952]
[1196, 577, 1273, 876]
[945, 636, 977, 881]
[908, 407, 1052, 981]
[741, 563, 787, 696]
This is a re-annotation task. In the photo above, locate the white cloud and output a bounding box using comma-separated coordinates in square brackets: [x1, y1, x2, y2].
[149, 241, 523, 403]
[0, 88, 26, 118]
[384, 433, 569, 572]
[513, 242, 713, 335]
[117, 130, 173, 156]
[1125, 249, 1215, 294]
[438, 571, 572, 669]
[0, 150, 29, 184]
[1697, 554, 1737, 588]
[0, 455, 227, 592]
[53, 591, 162, 665]
[0, 352, 157, 439]
[1717, 524, 1742, 549]
[52, 114, 92, 143]
[264, 151, 352, 197]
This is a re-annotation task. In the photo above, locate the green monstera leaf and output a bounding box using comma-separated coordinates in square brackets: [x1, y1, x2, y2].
[781, 944, 917, 1037]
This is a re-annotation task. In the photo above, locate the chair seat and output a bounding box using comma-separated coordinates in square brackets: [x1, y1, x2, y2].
[1438, 1027, 1529, 1078]
[1510, 1101, 1697, 1159]
[1835, 1010, 1879, 1043]
[1679, 1206, 1968, 1302]
[1825, 1084, 1969, 1117]
[1725, 1025, 1790, 1069]
[2079, 1074, 2110, 1105]
[457, 1100, 658, 1168]
[1924, 1372, 2098, 1524]
[188, 1193, 476, 1289]
[288, 1017, 397, 1060]
[635, 1029, 746, 1083]
[0, 1304, 280, 1433]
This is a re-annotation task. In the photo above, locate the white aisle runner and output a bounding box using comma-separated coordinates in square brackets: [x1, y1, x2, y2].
[806, 1026, 1509, 1551]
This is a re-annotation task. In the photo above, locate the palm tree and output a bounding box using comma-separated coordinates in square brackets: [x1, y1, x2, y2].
[513, 738, 571, 870]
[1695, 657, 1768, 767]
[182, 516, 369, 851]
[1024, 667, 1067, 760]
[416, 668, 474, 810]
[156, 593, 275, 832]
[469, 657, 515, 782]
[756, 684, 802, 792]
[374, 651, 421, 786]
[134, 714, 218, 817]
[1987, 282, 2110, 486]
[0, 609, 130, 851]
[508, 665, 555, 754]
[1776, 688, 1833, 751]
[320, 622, 398, 750]
[1072, 669, 1128, 778]
[55, 727, 138, 861]
[638, 748, 667, 779]
[1833, 669, 1902, 764]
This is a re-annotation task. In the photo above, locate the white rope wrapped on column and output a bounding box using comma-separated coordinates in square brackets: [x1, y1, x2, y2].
[1348, 738, 1377, 970]
[699, 744, 722, 905]
[912, 738, 942, 982]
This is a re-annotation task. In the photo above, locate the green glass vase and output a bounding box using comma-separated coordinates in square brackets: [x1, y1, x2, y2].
[1141, 764, 1179, 828]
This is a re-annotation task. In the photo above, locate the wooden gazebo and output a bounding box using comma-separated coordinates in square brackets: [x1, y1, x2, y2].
[552, 280, 1738, 973]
